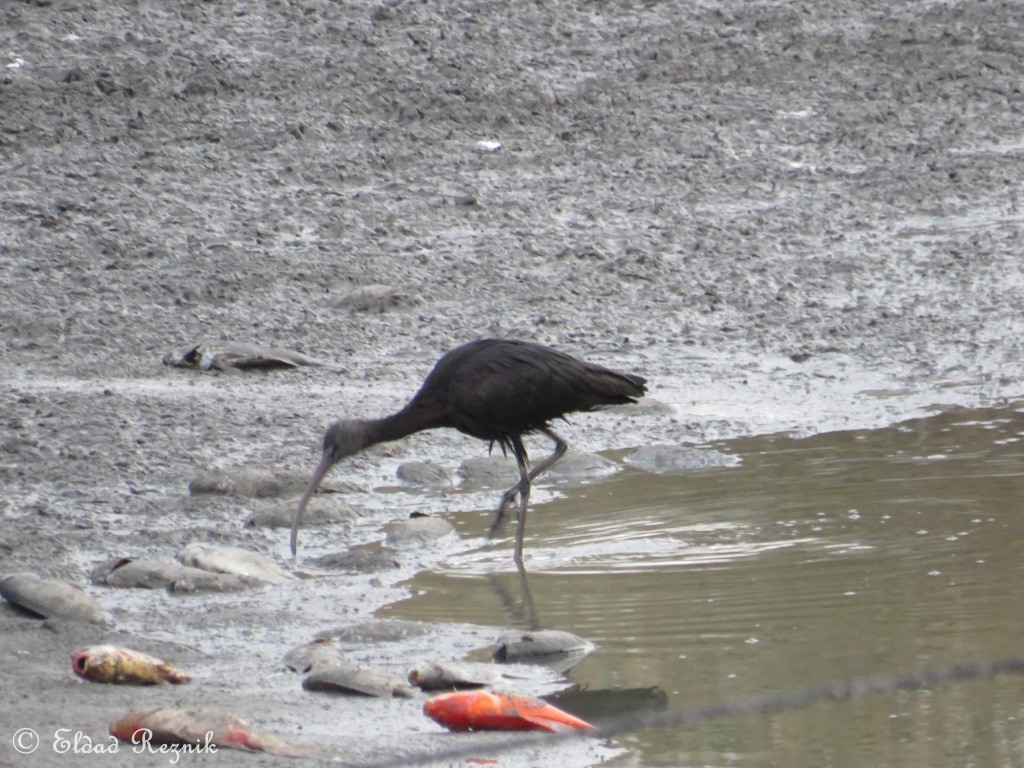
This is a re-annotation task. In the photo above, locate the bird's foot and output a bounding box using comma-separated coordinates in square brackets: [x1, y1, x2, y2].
[487, 491, 518, 539]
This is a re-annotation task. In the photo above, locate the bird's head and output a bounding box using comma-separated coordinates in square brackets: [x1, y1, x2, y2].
[290, 419, 372, 556]
[322, 419, 372, 464]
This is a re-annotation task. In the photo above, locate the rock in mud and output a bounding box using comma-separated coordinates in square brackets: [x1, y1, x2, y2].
[189, 467, 355, 498]
[303, 663, 416, 698]
[396, 461, 453, 489]
[72, 645, 191, 685]
[177, 543, 290, 584]
[310, 544, 400, 573]
[0, 573, 113, 626]
[317, 619, 434, 645]
[624, 446, 740, 473]
[163, 341, 325, 372]
[247, 498, 359, 529]
[282, 639, 348, 675]
[90, 557, 258, 592]
[493, 630, 595, 664]
[110, 707, 329, 758]
[383, 514, 456, 549]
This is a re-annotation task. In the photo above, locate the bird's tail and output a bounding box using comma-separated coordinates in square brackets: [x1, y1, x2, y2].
[597, 370, 647, 405]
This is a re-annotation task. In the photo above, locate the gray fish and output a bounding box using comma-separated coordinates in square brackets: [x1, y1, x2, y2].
[163, 342, 325, 372]
[316, 619, 433, 645]
[91, 558, 259, 593]
[395, 461, 453, 489]
[383, 515, 456, 549]
[282, 639, 348, 675]
[310, 545, 400, 574]
[408, 661, 512, 691]
[178, 544, 290, 584]
[493, 630, 595, 662]
[0, 573, 113, 626]
[302, 664, 416, 698]
[247, 499, 358, 529]
[189, 467, 357, 499]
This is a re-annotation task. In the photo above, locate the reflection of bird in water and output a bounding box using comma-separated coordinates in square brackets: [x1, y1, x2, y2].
[291, 338, 647, 562]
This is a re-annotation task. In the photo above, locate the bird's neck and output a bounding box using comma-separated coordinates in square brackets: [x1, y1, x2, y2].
[365, 404, 441, 447]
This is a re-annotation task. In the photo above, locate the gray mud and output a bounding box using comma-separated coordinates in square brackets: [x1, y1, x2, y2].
[2, 0, 1024, 766]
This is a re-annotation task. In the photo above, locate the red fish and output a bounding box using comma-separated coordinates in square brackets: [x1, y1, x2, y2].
[423, 691, 596, 733]
[110, 707, 329, 759]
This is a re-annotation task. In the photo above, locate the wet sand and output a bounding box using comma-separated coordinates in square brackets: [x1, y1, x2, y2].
[2, 0, 1024, 765]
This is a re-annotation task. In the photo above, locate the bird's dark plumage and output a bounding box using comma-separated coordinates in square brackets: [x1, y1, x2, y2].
[291, 339, 647, 561]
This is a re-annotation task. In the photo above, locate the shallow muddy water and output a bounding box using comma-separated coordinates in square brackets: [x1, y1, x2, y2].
[384, 404, 1024, 766]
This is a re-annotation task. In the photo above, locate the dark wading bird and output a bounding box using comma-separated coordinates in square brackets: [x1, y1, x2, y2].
[290, 339, 647, 562]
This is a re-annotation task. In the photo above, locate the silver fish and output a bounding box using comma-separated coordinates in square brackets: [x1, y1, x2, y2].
[177, 544, 289, 584]
[302, 663, 416, 698]
[282, 639, 348, 675]
[163, 342, 324, 372]
[189, 467, 356, 499]
[408, 661, 513, 691]
[0, 573, 113, 626]
[493, 630, 595, 664]
[91, 557, 260, 593]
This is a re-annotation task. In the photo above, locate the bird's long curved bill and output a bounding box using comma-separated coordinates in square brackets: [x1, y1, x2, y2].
[290, 453, 334, 556]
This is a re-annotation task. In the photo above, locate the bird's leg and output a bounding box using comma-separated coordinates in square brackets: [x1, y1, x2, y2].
[488, 430, 567, 544]
[509, 437, 532, 563]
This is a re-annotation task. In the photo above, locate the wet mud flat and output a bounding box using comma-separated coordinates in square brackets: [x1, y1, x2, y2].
[3, 0, 1024, 766]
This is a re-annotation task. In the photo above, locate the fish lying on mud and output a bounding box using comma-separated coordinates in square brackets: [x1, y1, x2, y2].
[409, 661, 518, 691]
[163, 342, 325, 372]
[90, 557, 261, 593]
[178, 544, 289, 584]
[0, 573, 113, 626]
[302, 663, 417, 698]
[72, 646, 191, 685]
[423, 691, 596, 733]
[189, 467, 358, 499]
[110, 707, 328, 758]
[493, 630, 595, 663]
[282, 639, 348, 675]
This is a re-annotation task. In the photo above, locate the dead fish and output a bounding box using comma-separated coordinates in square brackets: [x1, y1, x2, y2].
[310, 545, 400, 574]
[178, 544, 289, 584]
[247, 499, 358, 529]
[383, 514, 456, 549]
[423, 691, 596, 733]
[408, 661, 513, 691]
[190, 467, 356, 499]
[72, 645, 190, 685]
[303, 664, 416, 698]
[282, 639, 347, 675]
[396, 461, 453, 489]
[0, 573, 113, 626]
[163, 342, 324, 372]
[330, 283, 407, 312]
[110, 706, 328, 759]
[315, 618, 433, 645]
[90, 557, 260, 593]
[493, 630, 595, 663]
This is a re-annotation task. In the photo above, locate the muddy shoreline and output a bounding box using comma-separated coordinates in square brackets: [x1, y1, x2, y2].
[3, 0, 1024, 765]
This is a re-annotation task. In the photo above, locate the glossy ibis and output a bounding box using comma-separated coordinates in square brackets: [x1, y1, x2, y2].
[290, 339, 647, 562]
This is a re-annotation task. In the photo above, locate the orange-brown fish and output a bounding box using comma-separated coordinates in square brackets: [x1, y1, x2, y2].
[110, 707, 329, 758]
[423, 691, 596, 733]
[72, 645, 191, 685]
